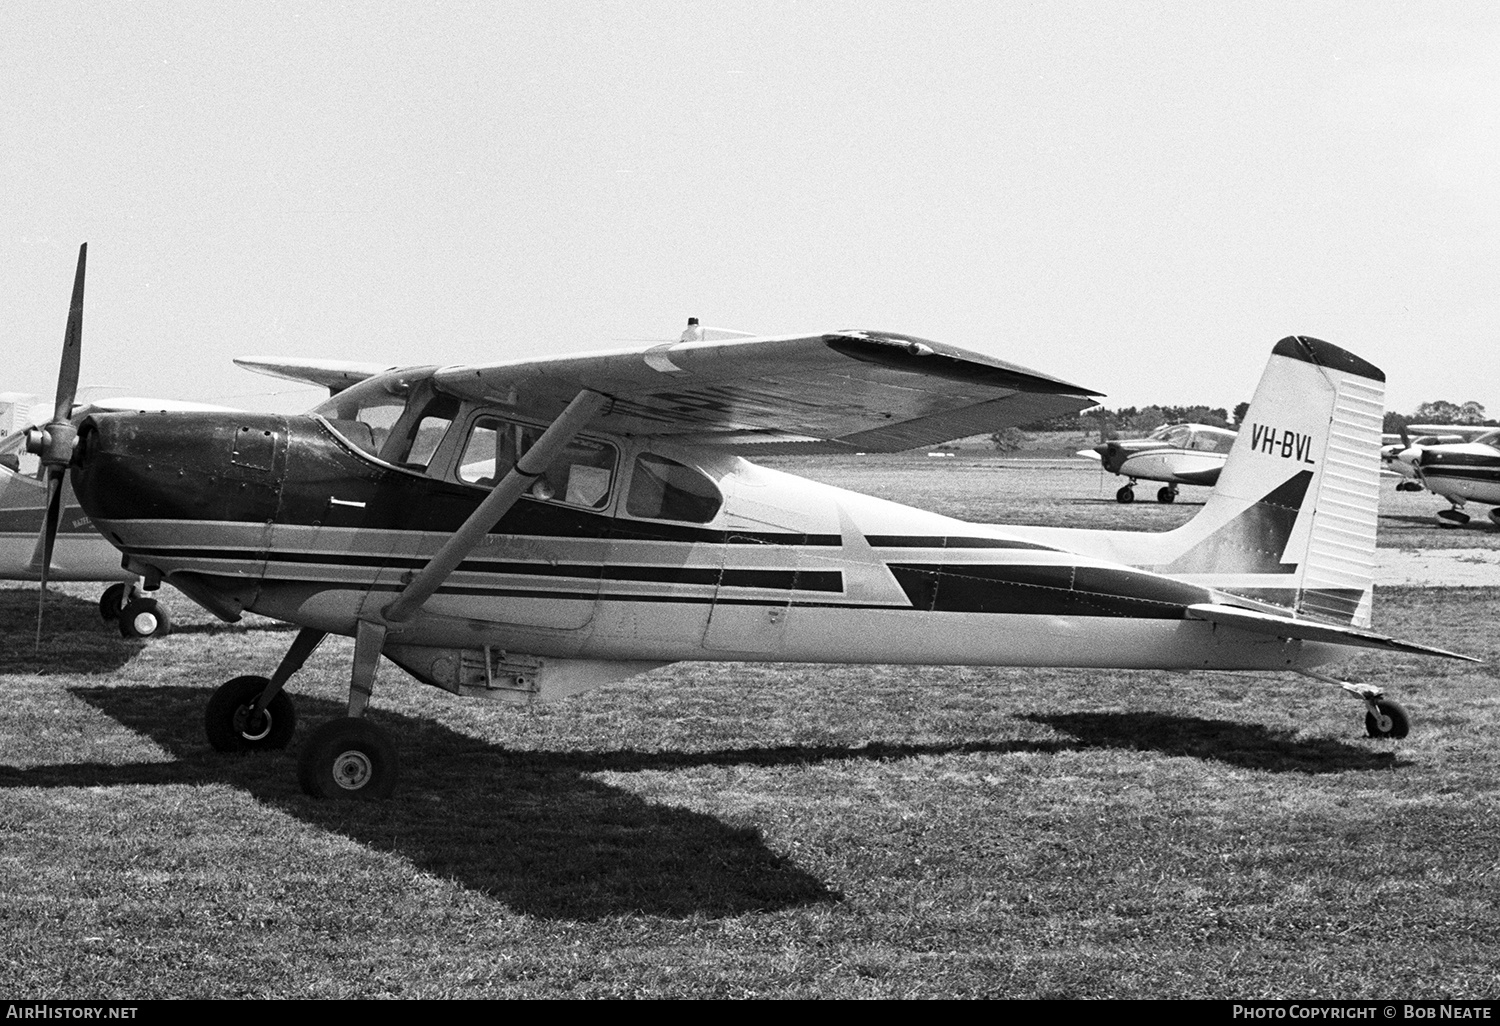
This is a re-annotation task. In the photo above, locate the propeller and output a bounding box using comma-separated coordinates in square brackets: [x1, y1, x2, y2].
[25, 243, 87, 647]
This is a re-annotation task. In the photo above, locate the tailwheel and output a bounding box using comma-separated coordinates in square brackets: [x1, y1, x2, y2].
[205, 675, 297, 752]
[298, 718, 399, 800]
[1156, 485, 1177, 504]
[1116, 484, 1135, 504]
[98, 582, 127, 622]
[118, 596, 171, 638]
[1364, 698, 1410, 740]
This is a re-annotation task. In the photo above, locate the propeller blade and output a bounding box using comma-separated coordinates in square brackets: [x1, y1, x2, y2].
[33, 468, 65, 649]
[53, 243, 86, 423]
[31, 467, 65, 572]
[27, 243, 88, 648]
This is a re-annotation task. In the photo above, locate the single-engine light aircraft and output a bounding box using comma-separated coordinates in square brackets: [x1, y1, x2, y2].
[1380, 426, 1492, 494]
[30, 246, 1475, 800]
[1078, 422, 1237, 504]
[1391, 429, 1500, 528]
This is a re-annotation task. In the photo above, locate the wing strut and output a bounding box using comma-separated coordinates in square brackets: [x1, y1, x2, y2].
[340, 388, 611, 716]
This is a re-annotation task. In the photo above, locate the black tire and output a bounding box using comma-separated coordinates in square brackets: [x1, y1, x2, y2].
[1157, 487, 1176, 504]
[205, 675, 297, 752]
[98, 583, 127, 622]
[1365, 699, 1411, 740]
[1116, 485, 1135, 504]
[118, 598, 172, 638]
[298, 718, 399, 800]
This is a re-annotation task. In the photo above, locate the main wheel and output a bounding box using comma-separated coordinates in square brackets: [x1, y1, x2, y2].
[1365, 699, 1411, 739]
[205, 675, 297, 752]
[298, 719, 399, 800]
[98, 583, 128, 622]
[118, 597, 172, 638]
[1116, 485, 1135, 504]
[1157, 486, 1176, 504]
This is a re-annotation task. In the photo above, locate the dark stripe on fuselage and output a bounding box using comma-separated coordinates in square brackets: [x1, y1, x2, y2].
[866, 535, 1060, 550]
[118, 544, 844, 592]
[888, 563, 1209, 618]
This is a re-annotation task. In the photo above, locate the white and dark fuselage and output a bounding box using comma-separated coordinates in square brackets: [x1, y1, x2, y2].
[72, 407, 1348, 690]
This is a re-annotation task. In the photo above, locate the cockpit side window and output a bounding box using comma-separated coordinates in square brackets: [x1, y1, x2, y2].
[457, 416, 616, 510]
[626, 453, 723, 523]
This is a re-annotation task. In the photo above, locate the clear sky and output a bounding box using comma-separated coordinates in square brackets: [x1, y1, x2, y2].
[4, 1, 1498, 418]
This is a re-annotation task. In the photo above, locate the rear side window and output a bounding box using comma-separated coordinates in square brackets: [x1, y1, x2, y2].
[626, 453, 722, 523]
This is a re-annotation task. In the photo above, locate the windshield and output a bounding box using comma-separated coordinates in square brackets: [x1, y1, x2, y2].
[1473, 429, 1500, 450]
[311, 370, 438, 459]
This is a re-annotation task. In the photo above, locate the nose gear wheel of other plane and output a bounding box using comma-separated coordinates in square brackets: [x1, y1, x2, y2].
[298, 718, 399, 799]
[118, 596, 171, 638]
[1116, 485, 1135, 503]
[205, 675, 298, 752]
[98, 582, 127, 622]
[1157, 486, 1177, 504]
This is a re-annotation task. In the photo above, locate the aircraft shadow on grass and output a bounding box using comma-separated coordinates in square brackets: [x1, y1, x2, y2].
[0, 588, 142, 675]
[1025, 711, 1407, 773]
[14, 684, 847, 921]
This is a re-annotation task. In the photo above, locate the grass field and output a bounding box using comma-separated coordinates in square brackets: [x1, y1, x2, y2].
[2, 458, 1498, 998]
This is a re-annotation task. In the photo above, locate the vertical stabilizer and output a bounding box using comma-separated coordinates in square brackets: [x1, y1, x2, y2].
[1157, 336, 1385, 625]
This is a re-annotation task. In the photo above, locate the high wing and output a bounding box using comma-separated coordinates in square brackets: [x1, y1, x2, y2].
[235, 356, 399, 396]
[430, 330, 1102, 453]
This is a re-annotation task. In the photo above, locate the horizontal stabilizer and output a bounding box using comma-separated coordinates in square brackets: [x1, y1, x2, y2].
[1186, 604, 1479, 662]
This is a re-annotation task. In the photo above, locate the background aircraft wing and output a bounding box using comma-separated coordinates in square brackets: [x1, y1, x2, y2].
[235, 356, 399, 396]
[431, 330, 1102, 453]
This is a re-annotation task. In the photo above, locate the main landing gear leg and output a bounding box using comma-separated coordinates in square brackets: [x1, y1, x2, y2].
[1300, 670, 1410, 739]
[205, 627, 327, 752]
[297, 619, 399, 800]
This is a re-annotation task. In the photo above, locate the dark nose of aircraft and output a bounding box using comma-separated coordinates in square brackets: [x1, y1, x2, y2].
[71, 411, 288, 526]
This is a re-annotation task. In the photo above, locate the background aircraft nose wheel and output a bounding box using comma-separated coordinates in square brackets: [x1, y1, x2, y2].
[1436, 508, 1470, 528]
[118, 596, 171, 638]
[1364, 698, 1410, 739]
[205, 675, 297, 752]
[1116, 484, 1135, 504]
[97, 582, 127, 622]
[1157, 486, 1176, 504]
[298, 718, 399, 799]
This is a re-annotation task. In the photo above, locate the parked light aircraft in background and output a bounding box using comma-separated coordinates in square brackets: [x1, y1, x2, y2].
[1380, 425, 1495, 495]
[26, 246, 1475, 800]
[1077, 422, 1237, 504]
[1389, 429, 1500, 527]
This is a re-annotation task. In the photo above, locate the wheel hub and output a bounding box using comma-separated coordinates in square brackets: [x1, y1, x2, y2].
[232, 705, 273, 742]
[331, 749, 373, 790]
